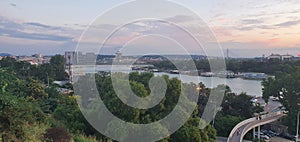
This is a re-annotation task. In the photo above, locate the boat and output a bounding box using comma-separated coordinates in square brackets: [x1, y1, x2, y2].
[242, 72, 267, 80]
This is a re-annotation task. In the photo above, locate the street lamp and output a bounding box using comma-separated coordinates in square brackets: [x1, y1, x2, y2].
[296, 111, 299, 142]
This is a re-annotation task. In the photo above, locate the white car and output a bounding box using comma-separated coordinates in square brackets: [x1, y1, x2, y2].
[254, 132, 270, 140]
[260, 135, 270, 140]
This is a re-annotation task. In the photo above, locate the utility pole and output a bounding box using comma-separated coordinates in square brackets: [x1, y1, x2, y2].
[68, 54, 72, 82]
[258, 125, 261, 140]
[253, 128, 256, 139]
[226, 48, 229, 59]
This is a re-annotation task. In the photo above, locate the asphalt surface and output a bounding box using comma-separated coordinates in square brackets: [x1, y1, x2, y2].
[227, 98, 284, 142]
[269, 137, 293, 142]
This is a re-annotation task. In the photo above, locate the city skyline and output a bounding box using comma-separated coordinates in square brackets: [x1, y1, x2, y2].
[1, 0, 300, 57]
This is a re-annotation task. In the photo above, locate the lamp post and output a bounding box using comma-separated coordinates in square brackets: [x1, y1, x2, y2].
[296, 110, 299, 142]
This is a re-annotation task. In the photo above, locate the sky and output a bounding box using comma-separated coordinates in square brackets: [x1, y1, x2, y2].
[0, 0, 300, 57]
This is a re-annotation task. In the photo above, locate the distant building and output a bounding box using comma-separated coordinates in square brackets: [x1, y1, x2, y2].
[18, 57, 38, 65]
[281, 54, 294, 61]
[267, 53, 281, 61]
[31, 54, 44, 64]
[292, 56, 300, 61]
[115, 50, 122, 63]
[32, 54, 43, 59]
[42, 57, 51, 64]
[267, 53, 294, 61]
[76, 52, 97, 65]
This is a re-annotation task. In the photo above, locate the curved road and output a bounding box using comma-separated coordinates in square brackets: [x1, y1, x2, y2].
[227, 98, 285, 142]
[227, 111, 285, 142]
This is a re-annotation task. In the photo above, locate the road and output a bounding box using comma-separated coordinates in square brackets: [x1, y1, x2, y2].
[269, 137, 293, 142]
[227, 112, 285, 142]
[227, 98, 285, 142]
[217, 137, 251, 142]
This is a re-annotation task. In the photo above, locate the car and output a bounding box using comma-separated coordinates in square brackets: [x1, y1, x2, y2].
[270, 96, 280, 101]
[251, 98, 258, 103]
[260, 129, 276, 137]
[260, 135, 270, 140]
[267, 130, 279, 137]
[260, 130, 272, 137]
[254, 132, 270, 140]
[261, 129, 268, 134]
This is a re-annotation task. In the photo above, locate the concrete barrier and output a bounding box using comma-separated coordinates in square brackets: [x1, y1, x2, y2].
[227, 117, 256, 141]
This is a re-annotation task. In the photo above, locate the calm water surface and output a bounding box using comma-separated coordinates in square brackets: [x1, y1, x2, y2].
[153, 72, 262, 96]
[72, 65, 263, 96]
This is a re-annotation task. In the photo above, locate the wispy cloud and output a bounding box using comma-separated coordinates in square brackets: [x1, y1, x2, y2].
[241, 19, 264, 25]
[25, 22, 62, 30]
[165, 15, 196, 23]
[275, 19, 300, 27]
[236, 25, 275, 31]
[0, 28, 72, 41]
[0, 16, 76, 42]
[9, 3, 16, 7]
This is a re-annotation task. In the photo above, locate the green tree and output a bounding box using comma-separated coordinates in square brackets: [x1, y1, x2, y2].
[27, 79, 48, 100]
[53, 95, 87, 133]
[262, 67, 300, 133]
[50, 55, 68, 80]
[0, 92, 46, 141]
[92, 72, 217, 141]
[221, 91, 262, 118]
[214, 114, 243, 137]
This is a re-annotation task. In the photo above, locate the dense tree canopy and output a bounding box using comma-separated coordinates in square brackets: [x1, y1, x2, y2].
[262, 67, 300, 133]
[196, 84, 263, 137]
[0, 58, 218, 141]
[50, 55, 68, 80]
[0, 56, 67, 83]
[76, 72, 217, 141]
[0, 57, 270, 141]
[151, 58, 300, 75]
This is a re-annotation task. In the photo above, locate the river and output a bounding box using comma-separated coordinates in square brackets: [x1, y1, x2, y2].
[153, 72, 262, 96]
[71, 65, 263, 96]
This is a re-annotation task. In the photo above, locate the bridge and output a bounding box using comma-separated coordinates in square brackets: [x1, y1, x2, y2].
[227, 111, 285, 142]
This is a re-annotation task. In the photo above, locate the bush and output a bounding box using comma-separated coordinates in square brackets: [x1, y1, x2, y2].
[43, 127, 71, 142]
[73, 134, 98, 142]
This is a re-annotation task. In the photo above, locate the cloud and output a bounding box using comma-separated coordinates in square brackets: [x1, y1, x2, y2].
[0, 16, 23, 30]
[0, 16, 75, 42]
[235, 17, 274, 31]
[9, 3, 16, 7]
[25, 22, 62, 30]
[212, 26, 232, 36]
[275, 19, 300, 27]
[165, 15, 196, 23]
[257, 25, 275, 29]
[236, 25, 275, 31]
[0, 28, 73, 41]
[242, 19, 264, 24]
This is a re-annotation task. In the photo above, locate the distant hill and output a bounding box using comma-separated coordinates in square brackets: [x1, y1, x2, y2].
[0, 53, 12, 57]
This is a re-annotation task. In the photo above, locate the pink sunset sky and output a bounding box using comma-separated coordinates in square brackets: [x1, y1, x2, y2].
[0, 0, 300, 57]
